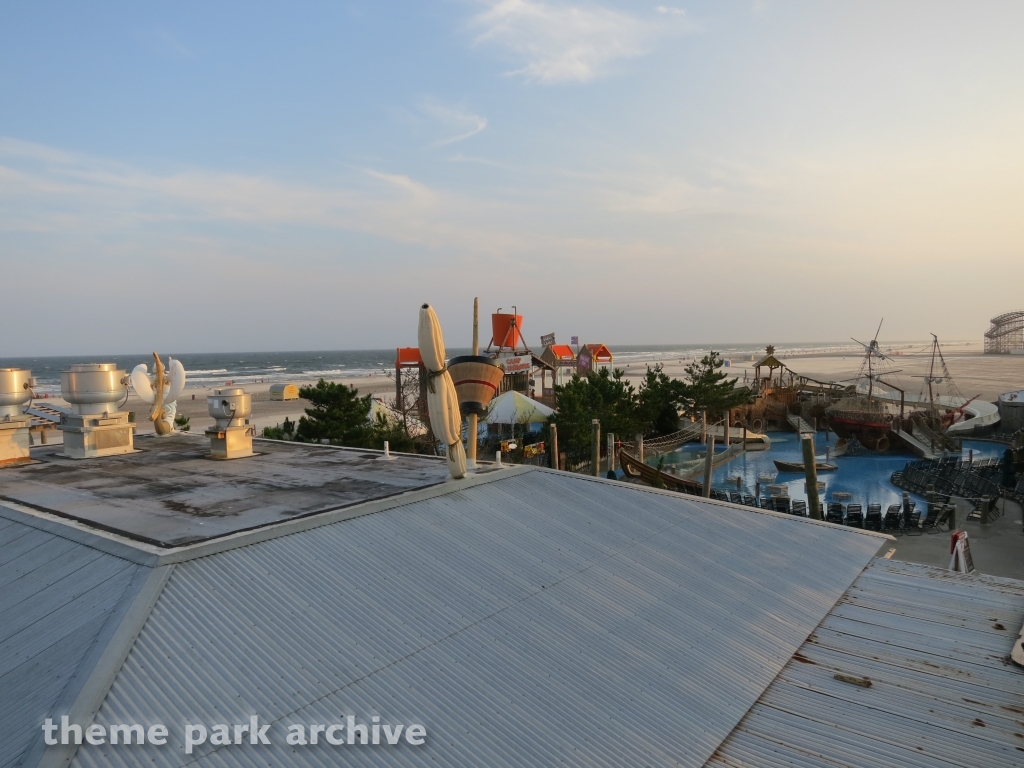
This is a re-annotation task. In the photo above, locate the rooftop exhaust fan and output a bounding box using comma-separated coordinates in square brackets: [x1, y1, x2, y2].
[206, 387, 254, 459]
[0, 368, 35, 466]
[59, 364, 135, 459]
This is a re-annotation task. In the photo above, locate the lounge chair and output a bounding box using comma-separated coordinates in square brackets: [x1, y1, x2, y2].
[902, 502, 921, 535]
[923, 503, 952, 533]
[884, 504, 901, 533]
[826, 502, 844, 525]
[791, 500, 807, 517]
[742, 494, 757, 507]
[773, 497, 791, 514]
[729, 492, 743, 504]
[846, 503, 863, 528]
[865, 503, 882, 531]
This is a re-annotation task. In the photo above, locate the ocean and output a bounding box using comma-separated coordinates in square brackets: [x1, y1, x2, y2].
[0, 342, 872, 395]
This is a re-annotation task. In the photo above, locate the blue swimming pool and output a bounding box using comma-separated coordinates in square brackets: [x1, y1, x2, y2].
[656, 433, 1004, 509]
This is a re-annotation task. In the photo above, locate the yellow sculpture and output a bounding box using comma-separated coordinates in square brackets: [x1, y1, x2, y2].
[130, 353, 186, 435]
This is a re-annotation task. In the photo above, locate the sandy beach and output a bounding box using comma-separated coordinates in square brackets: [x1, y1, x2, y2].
[617, 341, 1024, 405]
[34, 372, 397, 437]
[28, 340, 1024, 438]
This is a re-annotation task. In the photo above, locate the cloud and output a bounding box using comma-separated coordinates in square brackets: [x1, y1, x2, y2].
[446, 153, 506, 167]
[419, 100, 488, 146]
[0, 137, 579, 259]
[470, 0, 680, 83]
[654, 6, 685, 16]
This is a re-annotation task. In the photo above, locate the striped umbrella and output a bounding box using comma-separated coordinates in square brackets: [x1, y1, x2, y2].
[418, 304, 467, 479]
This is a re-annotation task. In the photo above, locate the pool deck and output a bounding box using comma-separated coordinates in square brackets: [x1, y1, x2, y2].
[878, 498, 1024, 580]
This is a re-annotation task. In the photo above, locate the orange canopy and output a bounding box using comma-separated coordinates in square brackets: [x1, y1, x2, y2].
[583, 343, 613, 362]
[548, 344, 575, 361]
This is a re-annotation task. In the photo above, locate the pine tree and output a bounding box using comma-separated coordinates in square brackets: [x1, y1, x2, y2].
[679, 351, 752, 419]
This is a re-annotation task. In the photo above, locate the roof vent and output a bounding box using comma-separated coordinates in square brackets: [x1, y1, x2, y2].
[206, 387, 254, 459]
[0, 368, 34, 467]
[58, 364, 135, 459]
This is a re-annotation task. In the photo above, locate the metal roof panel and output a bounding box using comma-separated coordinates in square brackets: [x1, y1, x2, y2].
[0, 522, 139, 768]
[68, 471, 884, 768]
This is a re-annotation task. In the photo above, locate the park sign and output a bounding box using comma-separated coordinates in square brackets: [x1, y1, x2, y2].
[499, 354, 532, 375]
[577, 347, 593, 375]
[540, 332, 556, 347]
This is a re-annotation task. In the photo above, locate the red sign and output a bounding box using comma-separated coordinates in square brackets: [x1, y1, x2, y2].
[949, 530, 975, 573]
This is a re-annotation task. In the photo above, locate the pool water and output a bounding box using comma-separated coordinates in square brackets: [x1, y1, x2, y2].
[656, 433, 1004, 509]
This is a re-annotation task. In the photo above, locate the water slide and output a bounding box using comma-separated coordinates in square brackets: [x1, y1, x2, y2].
[943, 397, 999, 434]
[856, 389, 999, 434]
[892, 428, 939, 460]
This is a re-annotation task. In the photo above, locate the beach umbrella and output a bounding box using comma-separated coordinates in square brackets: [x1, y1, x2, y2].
[418, 304, 467, 479]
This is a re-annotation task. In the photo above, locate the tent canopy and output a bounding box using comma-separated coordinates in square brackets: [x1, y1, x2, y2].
[485, 390, 555, 425]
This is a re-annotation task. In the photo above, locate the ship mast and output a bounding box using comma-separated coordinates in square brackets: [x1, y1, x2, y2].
[927, 334, 937, 413]
[867, 318, 883, 401]
[867, 342, 873, 400]
[852, 319, 884, 403]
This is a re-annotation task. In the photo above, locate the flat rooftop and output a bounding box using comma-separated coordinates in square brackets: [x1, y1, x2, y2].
[0, 434, 455, 547]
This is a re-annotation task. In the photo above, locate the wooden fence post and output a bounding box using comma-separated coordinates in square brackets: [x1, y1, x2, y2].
[550, 423, 559, 471]
[702, 434, 715, 498]
[802, 435, 822, 520]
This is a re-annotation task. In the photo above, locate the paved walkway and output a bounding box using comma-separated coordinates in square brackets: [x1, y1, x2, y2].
[888, 498, 1024, 580]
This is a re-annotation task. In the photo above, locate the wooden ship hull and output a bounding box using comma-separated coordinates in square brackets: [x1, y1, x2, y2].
[824, 402, 895, 452]
[618, 449, 703, 495]
[773, 460, 838, 473]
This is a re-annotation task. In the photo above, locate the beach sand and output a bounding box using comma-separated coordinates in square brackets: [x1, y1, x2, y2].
[37, 372, 397, 437]
[616, 342, 1024, 404]
[31, 341, 1024, 437]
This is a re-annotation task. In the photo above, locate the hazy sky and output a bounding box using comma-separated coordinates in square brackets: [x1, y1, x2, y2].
[2, 1, 1022, 355]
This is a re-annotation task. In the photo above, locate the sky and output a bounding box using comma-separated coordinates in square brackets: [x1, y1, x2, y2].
[2, 1, 1023, 355]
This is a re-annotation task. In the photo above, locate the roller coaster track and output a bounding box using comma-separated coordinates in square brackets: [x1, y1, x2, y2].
[985, 309, 1024, 353]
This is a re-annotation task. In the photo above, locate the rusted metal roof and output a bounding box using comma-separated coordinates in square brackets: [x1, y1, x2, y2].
[707, 558, 1024, 768]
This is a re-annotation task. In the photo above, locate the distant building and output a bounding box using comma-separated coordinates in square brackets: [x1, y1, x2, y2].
[577, 343, 613, 375]
[999, 389, 1024, 431]
[539, 343, 576, 392]
[268, 383, 299, 401]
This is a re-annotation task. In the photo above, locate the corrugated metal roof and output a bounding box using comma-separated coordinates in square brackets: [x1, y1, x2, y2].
[0, 517, 139, 768]
[70, 471, 884, 768]
[706, 559, 1024, 768]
